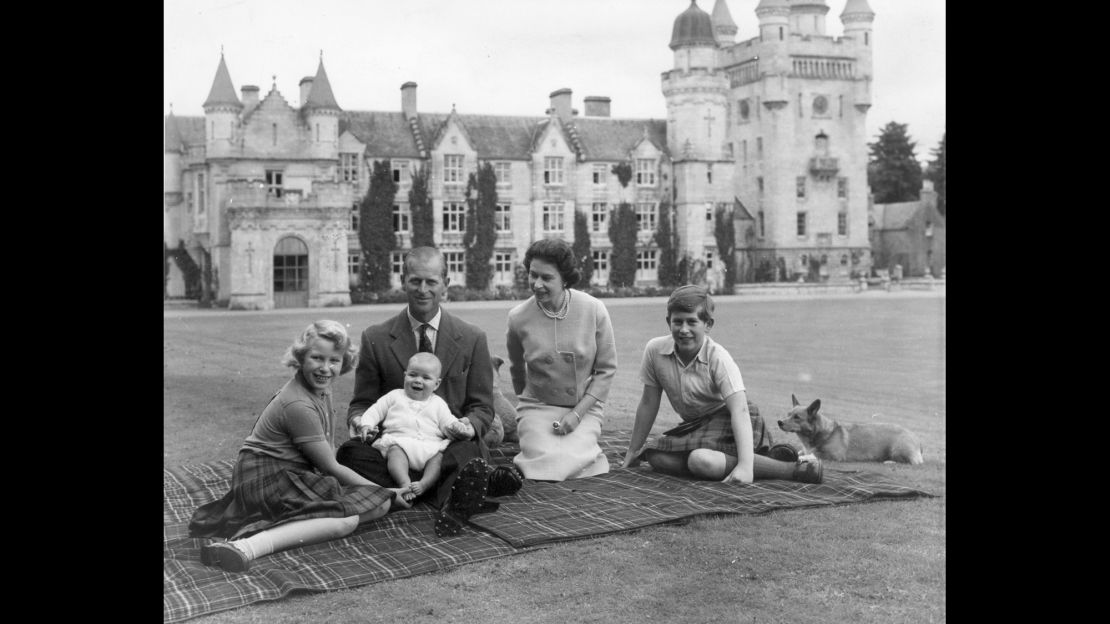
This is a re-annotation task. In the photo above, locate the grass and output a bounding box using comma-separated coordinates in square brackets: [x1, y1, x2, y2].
[165, 291, 945, 623]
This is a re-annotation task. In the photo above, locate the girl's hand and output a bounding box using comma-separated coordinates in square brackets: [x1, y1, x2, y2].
[620, 455, 641, 469]
[722, 464, 753, 485]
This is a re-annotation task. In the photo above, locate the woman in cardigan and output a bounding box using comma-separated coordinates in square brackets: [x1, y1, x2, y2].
[506, 238, 617, 481]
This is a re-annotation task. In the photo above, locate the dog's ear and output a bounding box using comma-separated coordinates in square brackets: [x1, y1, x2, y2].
[492, 355, 504, 372]
[791, 394, 800, 407]
[806, 399, 821, 417]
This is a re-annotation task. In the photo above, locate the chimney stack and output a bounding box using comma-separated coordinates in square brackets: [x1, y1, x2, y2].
[241, 85, 259, 110]
[299, 76, 314, 107]
[401, 82, 418, 119]
[584, 96, 611, 117]
[549, 88, 573, 124]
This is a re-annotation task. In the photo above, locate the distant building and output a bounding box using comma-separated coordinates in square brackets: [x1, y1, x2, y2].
[165, 0, 878, 308]
[869, 180, 945, 278]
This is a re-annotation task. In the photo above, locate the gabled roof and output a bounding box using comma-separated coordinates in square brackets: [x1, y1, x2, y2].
[303, 60, 341, 111]
[573, 117, 669, 160]
[430, 108, 476, 152]
[733, 196, 755, 220]
[164, 115, 206, 150]
[164, 113, 185, 153]
[203, 54, 242, 109]
[341, 111, 425, 158]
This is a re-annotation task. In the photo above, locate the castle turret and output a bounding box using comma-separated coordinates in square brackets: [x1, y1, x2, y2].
[711, 0, 737, 47]
[756, 0, 790, 43]
[203, 53, 242, 158]
[841, 0, 875, 111]
[789, 1, 829, 36]
[303, 57, 341, 160]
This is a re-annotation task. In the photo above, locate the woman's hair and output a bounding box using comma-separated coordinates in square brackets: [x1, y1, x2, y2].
[666, 284, 715, 323]
[523, 237, 580, 288]
[282, 320, 360, 375]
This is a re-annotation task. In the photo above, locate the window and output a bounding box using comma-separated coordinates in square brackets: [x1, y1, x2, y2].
[443, 202, 466, 232]
[636, 202, 657, 232]
[705, 249, 715, 270]
[800, 254, 808, 267]
[197, 172, 207, 214]
[796, 176, 807, 199]
[636, 249, 658, 280]
[542, 203, 565, 232]
[925, 220, 934, 237]
[444, 155, 464, 184]
[742, 140, 748, 163]
[739, 98, 750, 121]
[495, 204, 511, 232]
[707, 163, 713, 184]
[837, 177, 848, 199]
[841, 254, 849, 266]
[756, 137, 763, 159]
[544, 157, 564, 185]
[265, 170, 283, 198]
[393, 204, 410, 233]
[350, 203, 360, 231]
[798, 93, 803, 118]
[493, 251, 514, 283]
[758, 211, 765, 238]
[391, 252, 404, 277]
[494, 162, 512, 188]
[392, 159, 411, 187]
[592, 250, 609, 283]
[444, 251, 465, 280]
[636, 159, 656, 186]
[757, 177, 764, 195]
[339, 153, 360, 188]
[348, 253, 361, 278]
[272, 123, 277, 146]
[838, 212, 847, 236]
[707, 204, 714, 222]
[593, 164, 608, 185]
[797, 212, 807, 237]
[591, 202, 608, 232]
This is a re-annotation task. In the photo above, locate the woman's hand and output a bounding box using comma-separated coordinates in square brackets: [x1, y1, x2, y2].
[553, 410, 582, 435]
[722, 464, 753, 485]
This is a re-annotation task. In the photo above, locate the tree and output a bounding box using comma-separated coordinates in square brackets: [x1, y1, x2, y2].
[408, 163, 435, 248]
[926, 131, 946, 216]
[608, 203, 638, 287]
[654, 198, 680, 287]
[573, 209, 593, 288]
[360, 159, 398, 292]
[867, 121, 922, 203]
[714, 205, 737, 291]
[463, 163, 497, 290]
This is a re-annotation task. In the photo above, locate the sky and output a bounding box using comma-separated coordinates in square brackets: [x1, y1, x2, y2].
[164, 0, 945, 161]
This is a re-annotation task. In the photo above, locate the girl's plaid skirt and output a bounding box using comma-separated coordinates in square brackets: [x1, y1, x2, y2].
[650, 401, 776, 456]
[189, 450, 393, 540]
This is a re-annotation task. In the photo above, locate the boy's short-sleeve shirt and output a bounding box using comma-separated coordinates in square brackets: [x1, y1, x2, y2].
[639, 335, 745, 420]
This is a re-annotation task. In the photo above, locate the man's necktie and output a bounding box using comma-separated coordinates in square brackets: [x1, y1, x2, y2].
[418, 323, 433, 353]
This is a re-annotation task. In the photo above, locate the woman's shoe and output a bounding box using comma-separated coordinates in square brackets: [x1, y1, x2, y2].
[201, 541, 252, 573]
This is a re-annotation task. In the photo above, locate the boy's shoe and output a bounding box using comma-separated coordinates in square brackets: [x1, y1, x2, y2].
[434, 458, 491, 537]
[792, 457, 824, 484]
[486, 464, 524, 498]
[201, 541, 252, 573]
[767, 444, 800, 463]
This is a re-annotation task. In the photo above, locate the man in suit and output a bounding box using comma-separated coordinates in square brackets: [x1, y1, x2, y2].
[336, 247, 522, 537]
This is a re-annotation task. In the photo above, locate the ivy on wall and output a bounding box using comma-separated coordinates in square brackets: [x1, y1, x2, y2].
[463, 163, 497, 290]
[408, 164, 435, 248]
[361, 159, 399, 292]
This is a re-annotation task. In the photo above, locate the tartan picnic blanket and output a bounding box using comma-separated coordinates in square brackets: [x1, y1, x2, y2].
[164, 430, 933, 622]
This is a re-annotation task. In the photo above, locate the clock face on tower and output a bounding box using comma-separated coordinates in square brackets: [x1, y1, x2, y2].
[813, 95, 829, 116]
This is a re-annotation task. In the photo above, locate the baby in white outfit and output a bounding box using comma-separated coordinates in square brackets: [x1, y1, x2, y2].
[353, 352, 474, 500]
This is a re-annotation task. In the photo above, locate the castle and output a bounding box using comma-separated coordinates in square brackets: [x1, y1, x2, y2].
[164, 0, 876, 309]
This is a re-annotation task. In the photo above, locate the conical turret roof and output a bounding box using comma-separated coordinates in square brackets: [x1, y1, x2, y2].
[303, 59, 341, 111]
[841, 0, 875, 18]
[711, 0, 736, 29]
[164, 112, 185, 152]
[670, 1, 717, 50]
[203, 54, 242, 109]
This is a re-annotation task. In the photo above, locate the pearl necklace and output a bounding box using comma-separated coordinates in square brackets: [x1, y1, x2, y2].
[536, 289, 571, 320]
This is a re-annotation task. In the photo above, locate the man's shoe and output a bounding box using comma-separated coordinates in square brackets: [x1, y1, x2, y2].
[434, 458, 491, 537]
[486, 464, 524, 498]
[792, 457, 824, 485]
[201, 541, 251, 573]
[767, 444, 800, 463]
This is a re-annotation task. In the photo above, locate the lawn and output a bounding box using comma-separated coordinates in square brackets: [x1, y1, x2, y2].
[164, 291, 945, 623]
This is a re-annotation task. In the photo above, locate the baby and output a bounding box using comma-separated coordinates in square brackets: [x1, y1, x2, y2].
[353, 352, 474, 501]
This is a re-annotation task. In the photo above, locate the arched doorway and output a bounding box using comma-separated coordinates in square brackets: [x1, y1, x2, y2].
[274, 236, 309, 309]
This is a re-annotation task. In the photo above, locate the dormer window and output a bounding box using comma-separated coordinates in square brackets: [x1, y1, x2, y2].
[544, 157, 564, 185]
[444, 155, 464, 184]
[636, 159, 656, 186]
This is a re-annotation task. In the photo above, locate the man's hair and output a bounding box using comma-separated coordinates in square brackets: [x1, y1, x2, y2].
[402, 246, 448, 279]
[666, 284, 715, 323]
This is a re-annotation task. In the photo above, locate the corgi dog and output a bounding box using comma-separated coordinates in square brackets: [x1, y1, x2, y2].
[777, 395, 924, 465]
[488, 355, 518, 445]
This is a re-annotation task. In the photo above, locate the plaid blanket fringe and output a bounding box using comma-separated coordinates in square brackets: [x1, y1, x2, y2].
[164, 430, 933, 623]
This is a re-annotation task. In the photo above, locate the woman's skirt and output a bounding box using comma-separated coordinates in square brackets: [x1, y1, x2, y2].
[649, 401, 774, 457]
[512, 396, 609, 481]
[188, 450, 393, 540]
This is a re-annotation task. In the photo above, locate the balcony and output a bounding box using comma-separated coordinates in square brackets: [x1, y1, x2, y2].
[809, 157, 839, 180]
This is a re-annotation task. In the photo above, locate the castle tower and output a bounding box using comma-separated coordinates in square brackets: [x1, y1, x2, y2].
[789, 0, 829, 37]
[841, 0, 876, 104]
[711, 0, 737, 47]
[203, 53, 243, 159]
[662, 0, 731, 264]
[756, 0, 790, 44]
[302, 57, 341, 160]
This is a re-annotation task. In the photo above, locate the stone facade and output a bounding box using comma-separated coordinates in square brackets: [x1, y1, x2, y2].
[164, 0, 879, 307]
